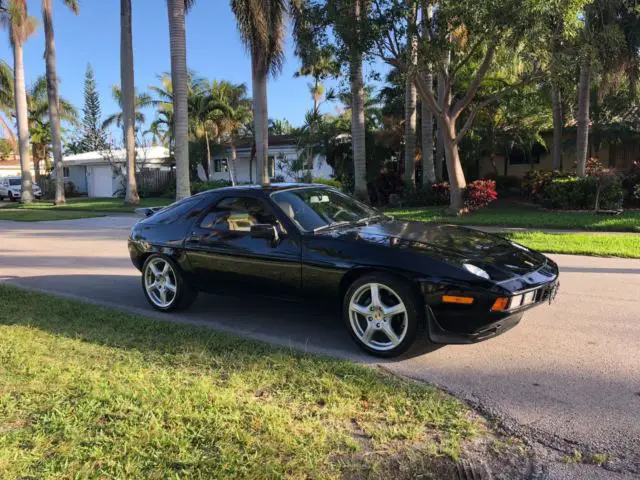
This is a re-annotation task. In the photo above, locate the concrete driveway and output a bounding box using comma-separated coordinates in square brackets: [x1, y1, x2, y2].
[0, 215, 639, 479]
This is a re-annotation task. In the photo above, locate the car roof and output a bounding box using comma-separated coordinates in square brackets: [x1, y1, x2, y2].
[199, 183, 331, 196]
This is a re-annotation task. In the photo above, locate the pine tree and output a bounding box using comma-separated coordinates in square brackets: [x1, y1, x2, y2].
[79, 64, 108, 152]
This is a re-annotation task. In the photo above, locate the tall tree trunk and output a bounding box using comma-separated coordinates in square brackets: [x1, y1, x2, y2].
[442, 115, 467, 212]
[421, 71, 435, 186]
[250, 141, 255, 184]
[252, 63, 269, 185]
[167, 0, 190, 200]
[229, 140, 238, 186]
[420, 1, 435, 186]
[435, 118, 444, 182]
[404, 73, 417, 189]
[43, 0, 66, 205]
[350, 0, 367, 201]
[551, 85, 563, 170]
[121, 0, 139, 205]
[576, 57, 591, 178]
[204, 129, 212, 180]
[12, 36, 33, 204]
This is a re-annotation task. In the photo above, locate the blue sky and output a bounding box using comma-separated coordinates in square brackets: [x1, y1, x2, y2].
[0, 0, 384, 140]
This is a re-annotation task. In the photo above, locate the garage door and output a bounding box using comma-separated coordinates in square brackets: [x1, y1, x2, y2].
[88, 166, 114, 198]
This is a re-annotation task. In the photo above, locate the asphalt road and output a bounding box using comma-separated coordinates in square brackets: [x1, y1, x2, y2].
[1, 216, 639, 479]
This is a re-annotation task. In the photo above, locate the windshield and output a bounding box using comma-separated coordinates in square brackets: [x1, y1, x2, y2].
[9, 179, 21, 186]
[272, 187, 381, 232]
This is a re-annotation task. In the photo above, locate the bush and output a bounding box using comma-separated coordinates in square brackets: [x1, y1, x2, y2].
[371, 170, 403, 205]
[634, 183, 640, 201]
[486, 175, 521, 197]
[622, 161, 640, 207]
[402, 184, 447, 207]
[190, 179, 232, 194]
[521, 170, 573, 202]
[540, 175, 624, 210]
[464, 180, 498, 210]
[312, 177, 343, 190]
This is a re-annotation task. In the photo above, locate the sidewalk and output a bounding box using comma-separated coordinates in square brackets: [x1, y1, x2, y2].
[466, 225, 639, 235]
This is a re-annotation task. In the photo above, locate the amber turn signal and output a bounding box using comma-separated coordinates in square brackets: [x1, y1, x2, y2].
[442, 295, 475, 305]
[491, 297, 509, 312]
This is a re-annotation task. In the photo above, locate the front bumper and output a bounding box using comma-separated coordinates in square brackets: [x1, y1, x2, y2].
[426, 306, 523, 344]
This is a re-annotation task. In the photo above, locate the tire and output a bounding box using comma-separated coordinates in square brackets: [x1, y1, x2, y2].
[343, 273, 422, 358]
[141, 254, 197, 312]
[8, 192, 16, 202]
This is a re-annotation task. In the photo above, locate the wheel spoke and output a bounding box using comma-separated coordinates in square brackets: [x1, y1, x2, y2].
[369, 284, 381, 307]
[165, 280, 177, 292]
[383, 303, 406, 318]
[149, 263, 161, 276]
[159, 287, 167, 304]
[381, 323, 401, 346]
[351, 303, 370, 317]
[161, 262, 170, 275]
[362, 324, 375, 344]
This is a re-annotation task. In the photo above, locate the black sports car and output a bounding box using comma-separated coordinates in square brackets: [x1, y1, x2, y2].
[128, 184, 559, 357]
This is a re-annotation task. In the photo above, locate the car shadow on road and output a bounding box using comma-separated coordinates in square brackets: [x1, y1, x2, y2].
[3, 274, 445, 363]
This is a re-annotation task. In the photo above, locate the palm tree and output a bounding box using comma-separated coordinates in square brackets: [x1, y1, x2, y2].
[231, 0, 288, 186]
[1, 0, 37, 203]
[0, 60, 17, 152]
[26, 75, 77, 182]
[208, 80, 252, 185]
[42, 0, 78, 205]
[103, 85, 153, 130]
[166, 0, 194, 200]
[120, 0, 139, 204]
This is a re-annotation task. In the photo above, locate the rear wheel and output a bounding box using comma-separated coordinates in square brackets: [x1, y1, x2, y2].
[141, 254, 197, 312]
[8, 192, 16, 202]
[343, 273, 422, 357]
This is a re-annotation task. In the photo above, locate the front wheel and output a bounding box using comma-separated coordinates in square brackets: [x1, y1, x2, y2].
[141, 254, 197, 312]
[343, 273, 422, 358]
[8, 192, 16, 202]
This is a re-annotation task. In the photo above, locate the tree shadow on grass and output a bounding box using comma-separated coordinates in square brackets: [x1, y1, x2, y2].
[1, 275, 444, 364]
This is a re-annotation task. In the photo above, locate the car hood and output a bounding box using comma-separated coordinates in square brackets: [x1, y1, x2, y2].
[315, 219, 550, 282]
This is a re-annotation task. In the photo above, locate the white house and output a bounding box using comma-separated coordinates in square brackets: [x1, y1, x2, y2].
[209, 135, 334, 184]
[62, 146, 172, 197]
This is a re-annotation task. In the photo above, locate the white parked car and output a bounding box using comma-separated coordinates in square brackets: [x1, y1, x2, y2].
[0, 176, 42, 201]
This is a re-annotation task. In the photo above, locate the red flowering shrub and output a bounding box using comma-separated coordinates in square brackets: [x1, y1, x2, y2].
[464, 180, 498, 210]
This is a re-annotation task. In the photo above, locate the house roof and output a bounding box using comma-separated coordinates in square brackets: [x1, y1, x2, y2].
[232, 134, 299, 150]
[63, 146, 170, 165]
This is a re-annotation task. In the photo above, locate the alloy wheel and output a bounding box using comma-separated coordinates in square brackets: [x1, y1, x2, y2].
[348, 282, 408, 352]
[144, 257, 178, 308]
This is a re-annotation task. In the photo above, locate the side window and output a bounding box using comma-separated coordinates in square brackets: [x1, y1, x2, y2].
[199, 196, 278, 232]
[151, 196, 205, 225]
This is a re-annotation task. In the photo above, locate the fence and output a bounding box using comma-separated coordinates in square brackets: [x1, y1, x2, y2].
[136, 169, 175, 197]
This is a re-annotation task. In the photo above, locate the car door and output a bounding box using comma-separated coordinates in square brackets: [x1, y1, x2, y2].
[184, 194, 302, 299]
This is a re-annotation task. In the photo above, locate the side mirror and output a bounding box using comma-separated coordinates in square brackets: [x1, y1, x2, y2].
[250, 223, 280, 243]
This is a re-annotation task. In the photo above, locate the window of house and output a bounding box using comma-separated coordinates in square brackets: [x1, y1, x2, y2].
[508, 147, 541, 165]
[200, 196, 278, 232]
[63, 167, 70, 177]
[214, 158, 229, 173]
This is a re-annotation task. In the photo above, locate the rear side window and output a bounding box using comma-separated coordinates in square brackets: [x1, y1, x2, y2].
[150, 196, 207, 225]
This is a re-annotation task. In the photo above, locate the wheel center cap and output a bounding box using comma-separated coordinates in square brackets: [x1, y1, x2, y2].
[373, 308, 383, 321]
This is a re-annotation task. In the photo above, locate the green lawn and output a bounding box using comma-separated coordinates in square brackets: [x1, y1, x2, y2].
[390, 207, 640, 232]
[20, 197, 169, 213]
[505, 232, 640, 259]
[0, 285, 477, 479]
[0, 209, 105, 222]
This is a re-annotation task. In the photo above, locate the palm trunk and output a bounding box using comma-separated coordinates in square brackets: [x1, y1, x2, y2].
[421, 71, 436, 185]
[576, 57, 590, 178]
[551, 85, 563, 170]
[442, 115, 467, 212]
[167, 0, 191, 200]
[249, 141, 255, 184]
[43, 0, 66, 205]
[204, 129, 212, 180]
[229, 140, 238, 186]
[404, 73, 417, 189]
[252, 63, 270, 185]
[121, 0, 139, 205]
[12, 36, 33, 204]
[435, 118, 444, 182]
[350, 0, 367, 201]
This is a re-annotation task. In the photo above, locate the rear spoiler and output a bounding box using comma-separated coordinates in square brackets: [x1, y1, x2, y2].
[134, 206, 164, 217]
